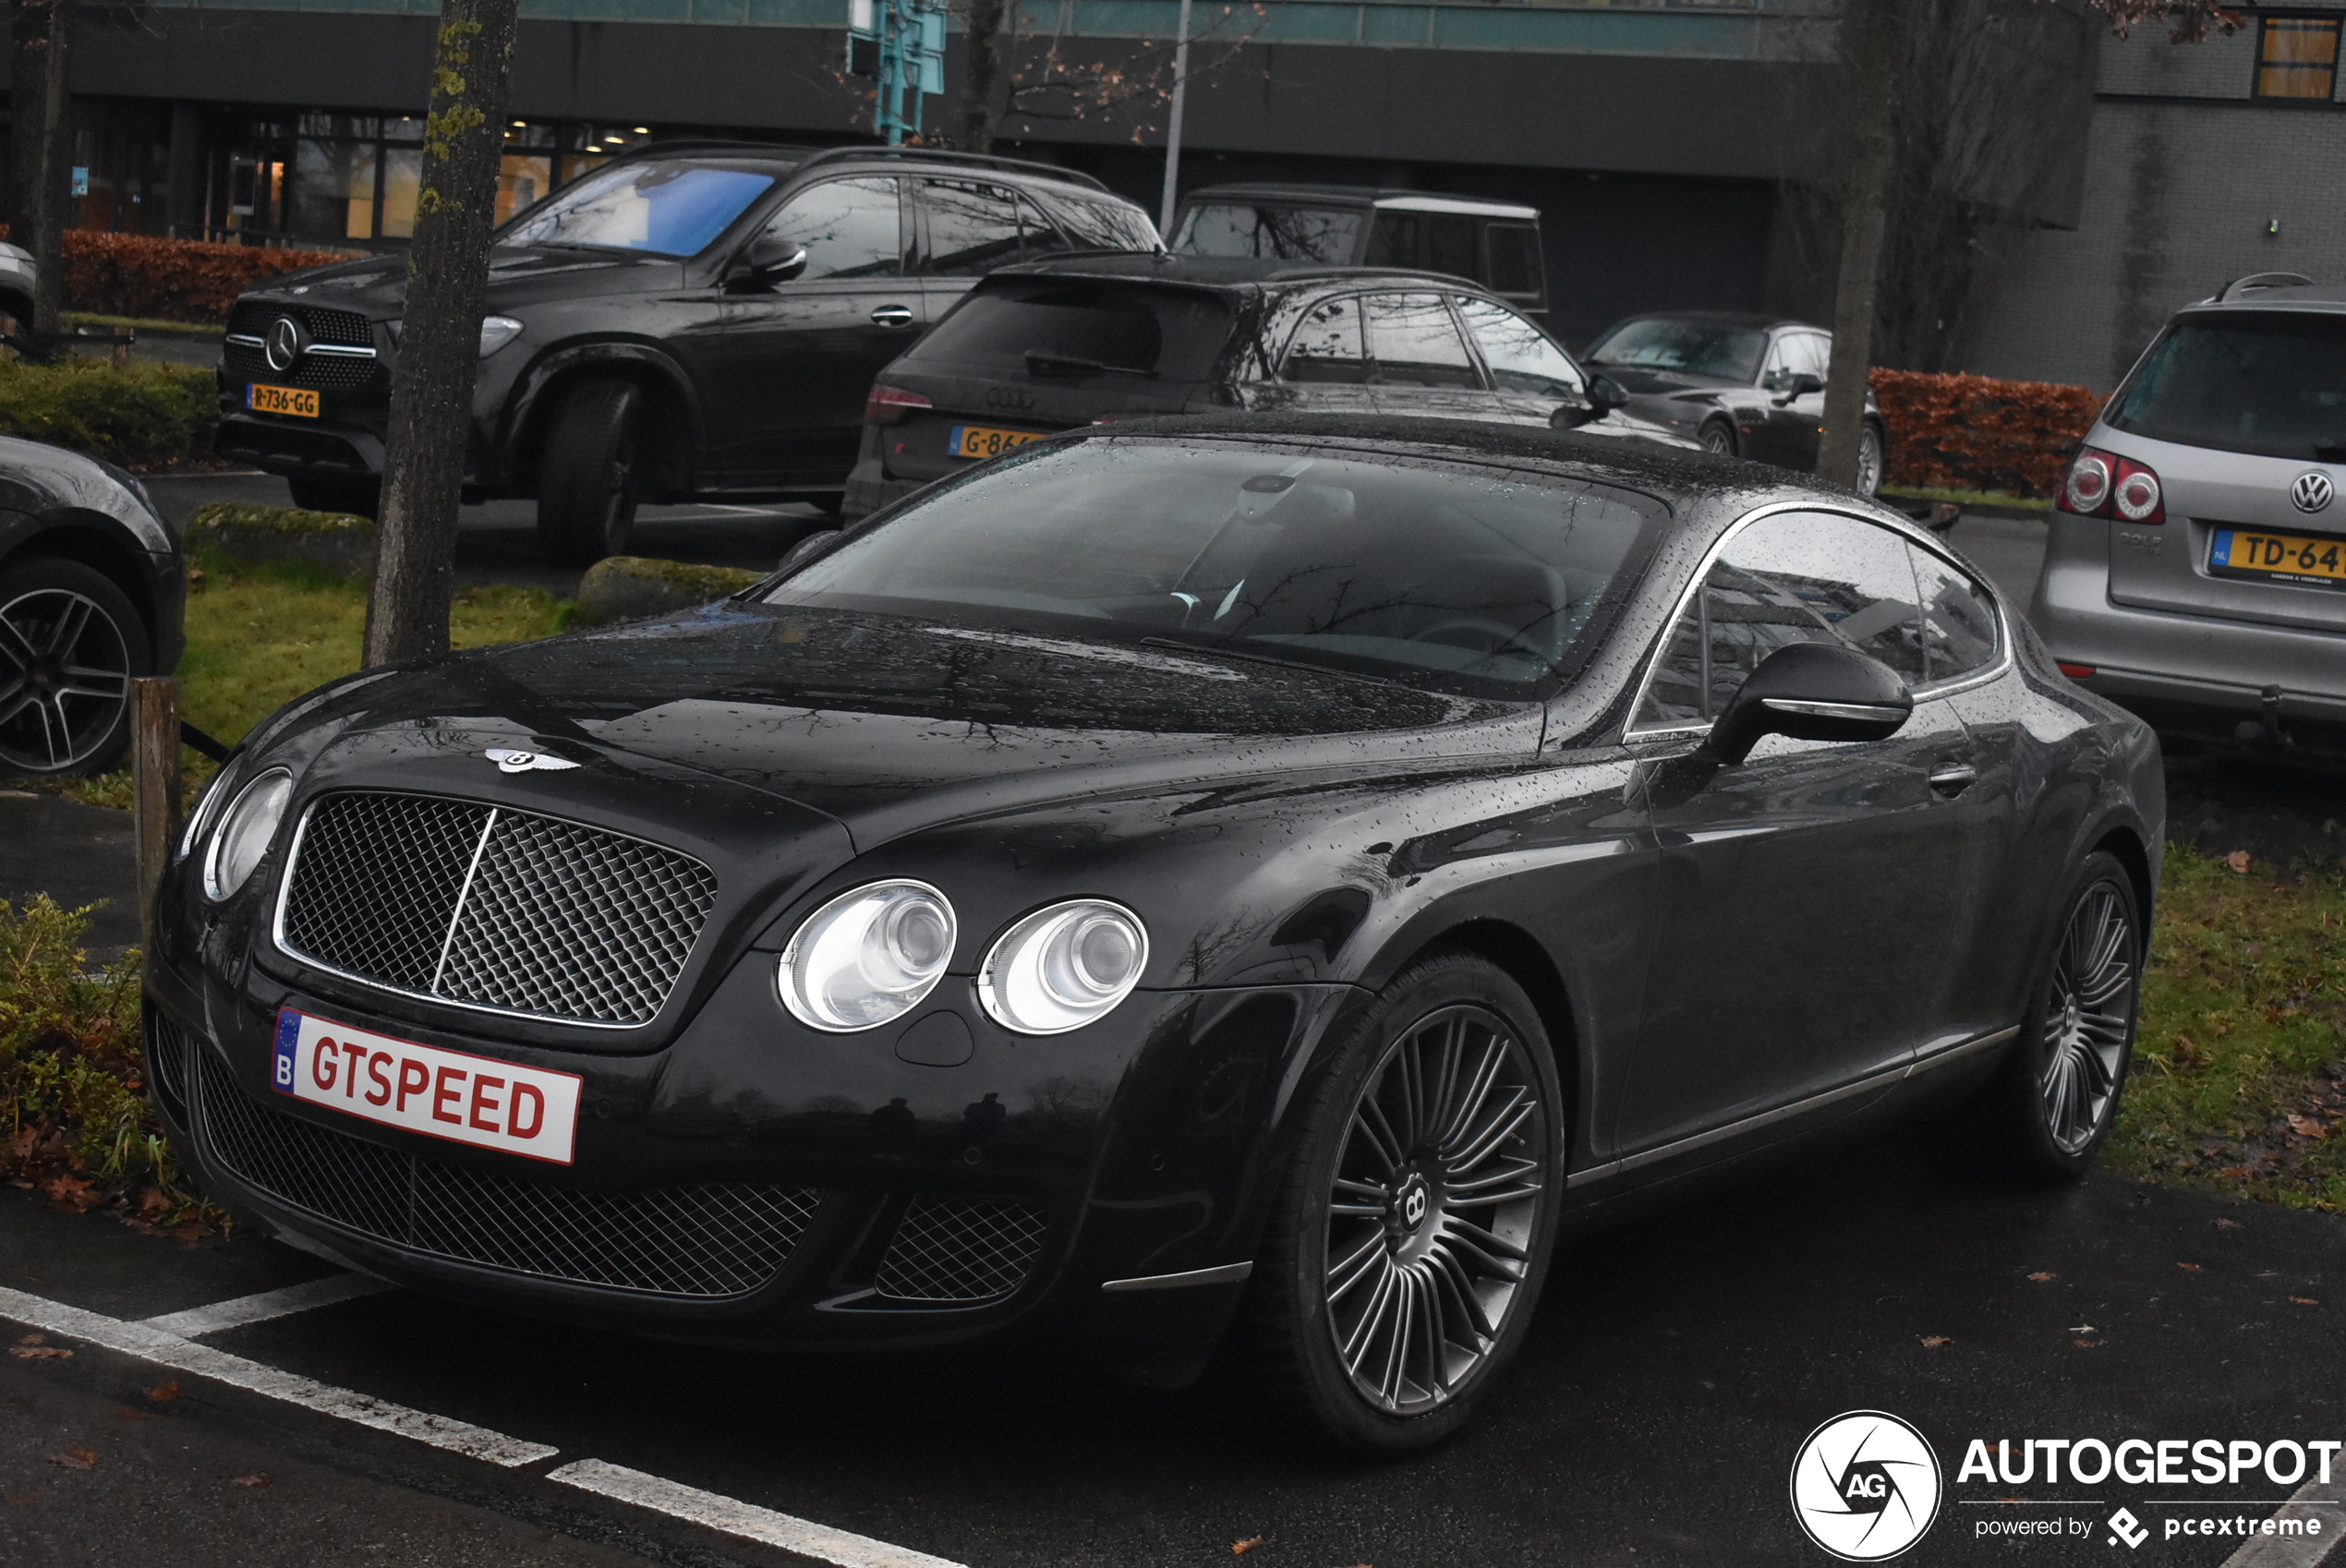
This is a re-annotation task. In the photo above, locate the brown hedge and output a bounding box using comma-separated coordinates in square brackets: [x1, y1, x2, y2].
[0, 228, 352, 324]
[1871, 368, 2104, 500]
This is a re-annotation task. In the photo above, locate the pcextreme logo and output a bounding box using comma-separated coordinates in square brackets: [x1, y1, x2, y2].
[1791, 1410, 1945, 1562]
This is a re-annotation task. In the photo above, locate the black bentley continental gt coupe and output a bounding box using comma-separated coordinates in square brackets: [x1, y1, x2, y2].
[148, 415, 2160, 1453]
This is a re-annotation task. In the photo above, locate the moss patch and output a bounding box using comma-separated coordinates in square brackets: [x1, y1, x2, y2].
[187, 501, 373, 537]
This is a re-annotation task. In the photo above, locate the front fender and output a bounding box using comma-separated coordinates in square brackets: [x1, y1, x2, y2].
[498, 340, 707, 486]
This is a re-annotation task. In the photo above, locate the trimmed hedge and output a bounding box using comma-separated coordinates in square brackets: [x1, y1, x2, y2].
[1872, 368, 2103, 501]
[0, 227, 351, 323]
[0, 358, 216, 468]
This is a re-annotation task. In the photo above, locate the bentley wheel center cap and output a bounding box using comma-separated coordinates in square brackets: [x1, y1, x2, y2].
[1394, 1173, 1431, 1232]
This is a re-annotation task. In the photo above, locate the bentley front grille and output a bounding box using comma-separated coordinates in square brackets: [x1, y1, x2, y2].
[193, 1044, 817, 1297]
[278, 790, 718, 1027]
[874, 1198, 1049, 1304]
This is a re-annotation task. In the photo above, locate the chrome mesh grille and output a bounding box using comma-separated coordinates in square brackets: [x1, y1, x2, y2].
[224, 304, 381, 392]
[279, 791, 717, 1027]
[875, 1198, 1048, 1303]
[143, 1004, 188, 1125]
[193, 1047, 817, 1297]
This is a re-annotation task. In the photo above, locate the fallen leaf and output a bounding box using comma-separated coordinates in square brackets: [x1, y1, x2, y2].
[36, 1175, 98, 1212]
[5, 1492, 36, 1507]
[2287, 1114, 2330, 1139]
[114, 1409, 153, 1422]
[229, 1474, 270, 1489]
[2216, 1218, 2241, 1228]
[1919, 1336, 1953, 1347]
[2179, 1261, 2204, 1272]
[146, 1381, 179, 1404]
[8, 1346, 71, 1360]
[2027, 1272, 2055, 1282]
[1231, 1538, 1264, 1556]
[2074, 1339, 2098, 1349]
[45, 1448, 96, 1471]
[17, 1333, 42, 1345]
[2227, 850, 2252, 874]
[2219, 1166, 2253, 1180]
[2291, 1297, 2319, 1305]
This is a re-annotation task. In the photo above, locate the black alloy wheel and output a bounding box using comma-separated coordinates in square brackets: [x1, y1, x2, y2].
[1856, 423, 1886, 497]
[1228, 953, 1563, 1453]
[537, 380, 645, 566]
[0, 557, 151, 778]
[1954, 850, 2142, 1180]
[1699, 419, 1737, 457]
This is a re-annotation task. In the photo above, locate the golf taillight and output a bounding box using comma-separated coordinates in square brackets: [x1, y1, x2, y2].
[2056, 661, 2097, 680]
[864, 383, 931, 426]
[2060, 446, 2163, 523]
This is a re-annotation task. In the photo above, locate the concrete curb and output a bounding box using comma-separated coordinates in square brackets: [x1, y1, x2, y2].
[185, 501, 376, 579]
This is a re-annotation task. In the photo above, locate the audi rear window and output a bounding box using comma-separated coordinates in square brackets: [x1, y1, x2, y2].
[2110, 311, 2346, 461]
[905, 279, 1236, 382]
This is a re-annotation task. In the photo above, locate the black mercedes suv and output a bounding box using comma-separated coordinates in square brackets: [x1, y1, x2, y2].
[212, 143, 1158, 562]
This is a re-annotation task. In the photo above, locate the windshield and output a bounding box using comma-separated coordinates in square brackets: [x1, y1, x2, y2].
[905, 280, 1235, 381]
[2110, 311, 2346, 460]
[767, 438, 1663, 696]
[1585, 318, 1768, 382]
[1172, 202, 1363, 263]
[501, 161, 777, 257]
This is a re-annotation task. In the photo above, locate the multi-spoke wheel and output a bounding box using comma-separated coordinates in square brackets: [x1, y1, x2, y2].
[1856, 423, 1886, 496]
[1946, 850, 2142, 1181]
[0, 558, 150, 778]
[1228, 953, 1563, 1453]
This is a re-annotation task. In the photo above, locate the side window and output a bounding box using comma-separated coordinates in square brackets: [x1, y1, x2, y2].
[1282, 296, 1369, 384]
[922, 179, 1024, 275]
[1364, 212, 1477, 280]
[1635, 512, 1927, 730]
[1485, 223, 1543, 298]
[1760, 333, 1798, 387]
[1908, 544, 2002, 684]
[1457, 298, 1583, 398]
[1014, 192, 1077, 258]
[1790, 332, 1830, 380]
[1047, 194, 1159, 252]
[762, 176, 902, 279]
[1364, 293, 1481, 389]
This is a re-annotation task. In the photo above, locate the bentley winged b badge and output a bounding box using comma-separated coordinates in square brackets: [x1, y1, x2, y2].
[484, 747, 580, 774]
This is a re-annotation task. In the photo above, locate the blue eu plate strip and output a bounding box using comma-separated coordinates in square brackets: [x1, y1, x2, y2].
[2211, 530, 2234, 568]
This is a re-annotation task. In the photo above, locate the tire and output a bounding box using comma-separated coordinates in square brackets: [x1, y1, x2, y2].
[1224, 952, 1565, 1453]
[1856, 422, 1886, 497]
[536, 380, 645, 566]
[1947, 850, 2142, 1182]
[0, 555, 152, 778]
[1699, 419, 1738, 457]
[285, 474, 380, 517]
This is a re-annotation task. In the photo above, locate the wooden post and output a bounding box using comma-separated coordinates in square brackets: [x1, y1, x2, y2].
[130, 676, 181, 943]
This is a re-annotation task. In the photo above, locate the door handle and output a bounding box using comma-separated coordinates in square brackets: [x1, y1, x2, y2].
[1929, 764, 1978, 794]
[870, 305, 914, 328]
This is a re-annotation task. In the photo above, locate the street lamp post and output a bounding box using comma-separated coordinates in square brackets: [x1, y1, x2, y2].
[1157, 0, 1194, 239]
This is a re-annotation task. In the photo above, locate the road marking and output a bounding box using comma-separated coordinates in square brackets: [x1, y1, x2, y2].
[142, 1272, 392, 1337]
[0, 1285, 554, 1467]
[548, 1458, 969, 1568]
[2220, 1475, 2346, 1568]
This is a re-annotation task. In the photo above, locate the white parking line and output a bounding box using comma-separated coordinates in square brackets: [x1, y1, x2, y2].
[142, 1272, 392, 1337]
[547, 1459, 969, 1568]
[2221, 1476, 2346, 1568]
[0, 1285, 554, 1466]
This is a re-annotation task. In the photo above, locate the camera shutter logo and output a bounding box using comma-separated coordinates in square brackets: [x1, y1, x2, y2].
[1789, 1411, 1942, 1561]
[2292, 471, 2333, 513]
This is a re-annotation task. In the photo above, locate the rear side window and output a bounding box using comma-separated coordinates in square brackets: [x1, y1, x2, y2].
[1173, 202, 1362, 262]
[1364, 212, 1480, 282]
[2110, 311, 2346, 461]
[1282, 296, 1369, 384]
[905, 280, 1236, 381]
[1047, 195, 1161, 253]
[1487, 224, 1543, 298]
[1637, 512, 1927, 730]
[1458, 298, 1582, 397]
[1363, 294, 1480, 389]
[923, 179, 1027, 275]
[1908, 545, 2001, 684]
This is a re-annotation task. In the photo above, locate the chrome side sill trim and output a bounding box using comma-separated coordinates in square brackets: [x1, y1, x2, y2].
[1100, 1261, 1253, 1294]
[1904, 1024, 2018, 1078]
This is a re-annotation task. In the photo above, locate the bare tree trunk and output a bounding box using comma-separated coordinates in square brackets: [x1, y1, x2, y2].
[958, 0, 1007, 152]
[363, 0, 519, 668]
[1817, 0, 1912, 489]
[10, 0, 72, 338]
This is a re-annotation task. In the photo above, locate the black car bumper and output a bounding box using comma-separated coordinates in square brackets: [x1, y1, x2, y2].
[214, 412, 387, 484]
[141, 867, 1341, 1370]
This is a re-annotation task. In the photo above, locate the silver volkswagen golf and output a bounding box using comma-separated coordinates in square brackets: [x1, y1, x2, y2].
[2036, 274, 2346, 758]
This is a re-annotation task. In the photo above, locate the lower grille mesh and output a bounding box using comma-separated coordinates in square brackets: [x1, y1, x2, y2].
[143, 1004, 188, 1125]
[192, 1044, 817, 1297]
[875, 1198, 1047, 1303]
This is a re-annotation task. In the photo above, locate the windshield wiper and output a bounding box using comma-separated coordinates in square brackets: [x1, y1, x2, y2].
[1139, 635, 1411, 690]
[1024, 350, 1158, 380]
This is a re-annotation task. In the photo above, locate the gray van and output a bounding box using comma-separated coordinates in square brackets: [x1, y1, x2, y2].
[1168, 184, 1546, 315]
[2034, 272, 2346, 758]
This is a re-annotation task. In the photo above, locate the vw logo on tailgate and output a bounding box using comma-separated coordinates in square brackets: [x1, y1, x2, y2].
[2292, 471, 2334, 513]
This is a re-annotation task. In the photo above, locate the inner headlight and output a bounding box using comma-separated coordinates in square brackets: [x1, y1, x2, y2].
[978, 900, 1149, 1035]
[777, 880, 956, 1031]
[202, 769, 293, 901]
[478, 316, 524, 356]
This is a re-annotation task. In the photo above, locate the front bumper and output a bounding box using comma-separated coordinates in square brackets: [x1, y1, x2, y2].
[143, 862, 1343, 1368]
[214, 412, 386, 484]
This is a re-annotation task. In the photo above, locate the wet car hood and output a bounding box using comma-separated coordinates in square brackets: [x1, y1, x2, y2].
[249, 246, 689, 317]
[314, 601, 1535, 850]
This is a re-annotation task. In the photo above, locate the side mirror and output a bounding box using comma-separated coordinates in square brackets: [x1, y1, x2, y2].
[1702, 641, 1913, 766]
[1771, 370, 1825, 403]
[736, 235, 809, 286]
[1548, 374, 1627, 430]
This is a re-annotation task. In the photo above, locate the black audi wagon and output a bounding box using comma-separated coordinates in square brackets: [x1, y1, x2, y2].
[150, 415, 2159, 1453]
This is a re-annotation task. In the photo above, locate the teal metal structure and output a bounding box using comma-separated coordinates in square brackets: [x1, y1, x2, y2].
[848, 0, 946, 143]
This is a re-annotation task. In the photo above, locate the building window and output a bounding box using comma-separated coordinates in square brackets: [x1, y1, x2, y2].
[2256, 16, 2340, 100]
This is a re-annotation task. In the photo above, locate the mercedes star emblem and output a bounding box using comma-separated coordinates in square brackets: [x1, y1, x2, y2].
[2292, 471, 2334, 513]
[264, 315, 308, 374]
[485, 747, 580, 774]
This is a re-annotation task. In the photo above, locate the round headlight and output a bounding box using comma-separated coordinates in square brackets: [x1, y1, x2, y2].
[202, 769, 293, 901]
[777, 880, 957, 1031]
[176, 763, 236, 862]
[978, 899, 1149, 1035]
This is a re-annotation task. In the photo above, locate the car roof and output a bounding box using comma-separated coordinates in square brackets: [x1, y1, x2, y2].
[2183, 275, 2346, 314]
[1606, 309, 1822, 334]
[994, 253, 1502, 296]
[605, 139, 1122, 197]
[1182, 183, 1540, 221]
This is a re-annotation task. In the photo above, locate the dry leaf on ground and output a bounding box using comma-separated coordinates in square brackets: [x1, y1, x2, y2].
[2026, 1272, 2054, 1282]
[1231, 1538, 1264, 1555]
[2287, 1114, 2330, 1139]
[2178, 1261, 2204, 1272]
[2226, 850, 2252, 873]
[2291, 1297, 2319, 1305]
[44, 1448, 96, 1471]
[229, 1474, 270, 1489]
[146, 1381, 179, 1404]
[2074, 1339, 2098, 1349]
[1919, 1336, 1953, 1347]
[36, 1175, 99, 1212]
[2216, 1219, 2241, 1228]
[9, 1345, 71, 1360]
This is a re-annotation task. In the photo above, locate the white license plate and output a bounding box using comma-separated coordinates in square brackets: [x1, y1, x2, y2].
[271, 1007, 582, 1165]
